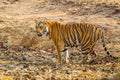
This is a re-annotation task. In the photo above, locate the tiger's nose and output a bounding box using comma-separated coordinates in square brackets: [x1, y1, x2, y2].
[37, 33, 42, 36]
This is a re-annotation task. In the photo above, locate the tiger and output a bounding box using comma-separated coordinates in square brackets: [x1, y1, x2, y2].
[35, 20, 116, 64]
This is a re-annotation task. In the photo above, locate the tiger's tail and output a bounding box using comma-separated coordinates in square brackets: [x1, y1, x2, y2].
[100, 31, 116, 59]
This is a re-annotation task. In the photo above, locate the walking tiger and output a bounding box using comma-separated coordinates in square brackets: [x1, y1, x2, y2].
[35, 20, 116, 64]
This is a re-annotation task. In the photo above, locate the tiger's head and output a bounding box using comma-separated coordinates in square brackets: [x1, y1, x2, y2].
[35, 20, 49, 37]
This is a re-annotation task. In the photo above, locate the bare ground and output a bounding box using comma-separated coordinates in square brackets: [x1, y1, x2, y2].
[0, 0, 120, 80]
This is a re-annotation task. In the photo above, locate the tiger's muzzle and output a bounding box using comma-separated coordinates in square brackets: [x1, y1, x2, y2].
[37, 32, 43, 37]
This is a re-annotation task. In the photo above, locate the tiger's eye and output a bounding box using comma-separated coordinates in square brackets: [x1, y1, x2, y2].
[39, 23, 43, 28]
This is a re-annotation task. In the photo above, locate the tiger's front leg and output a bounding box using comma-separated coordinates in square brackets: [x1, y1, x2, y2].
[61, 49, 69, 64]
[55, 41, 68, 64]
[56, 46, 62, 64]
[55, 41, 70, 64]
[55, 46, 69, 64]
[65, 50, 69, 63]
[80, 48, 89, 64]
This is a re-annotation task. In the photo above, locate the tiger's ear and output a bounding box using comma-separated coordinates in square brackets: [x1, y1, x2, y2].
[34, 17, 39, 24]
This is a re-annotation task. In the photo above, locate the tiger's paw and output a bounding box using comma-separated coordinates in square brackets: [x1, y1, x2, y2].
[65, 61, 72, 66]
[86, 59, 94, 64]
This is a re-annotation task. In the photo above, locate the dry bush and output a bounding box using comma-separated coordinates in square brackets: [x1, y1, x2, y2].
[20, 33, 54, 49]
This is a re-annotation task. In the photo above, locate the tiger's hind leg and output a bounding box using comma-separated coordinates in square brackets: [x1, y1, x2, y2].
[80, 51, 89, 64]
[80, 53, 88, 64]
[86, 42, 97, 64]
[80, 42, 97, 64]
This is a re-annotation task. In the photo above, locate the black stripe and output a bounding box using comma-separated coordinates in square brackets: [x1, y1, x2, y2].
[107, 51, 110, 55]
[103, 44, 105, 47]
[104, 47, 107, 51]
